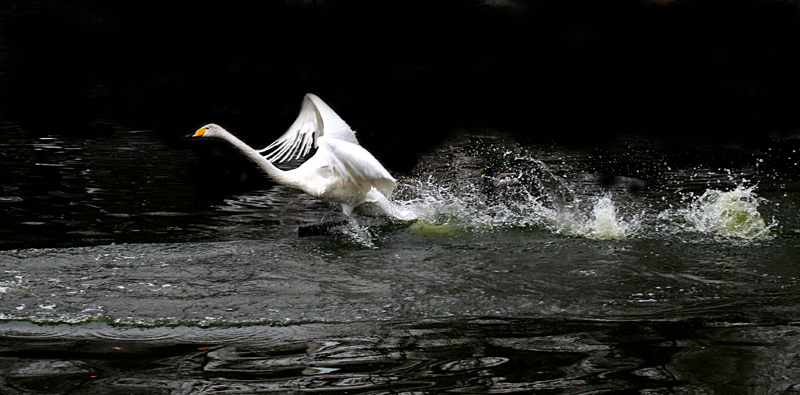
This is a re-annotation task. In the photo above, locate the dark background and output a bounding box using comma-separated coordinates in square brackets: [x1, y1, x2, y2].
[2, 0, 799, 172]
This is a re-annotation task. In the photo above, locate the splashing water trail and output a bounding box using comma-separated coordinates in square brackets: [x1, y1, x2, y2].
[385, 134, 652, 240]
[395, 174, 637, 240]
[682, 185, 774, 239]
[396, 179, 775, 241]
[389, 135, 782, 242]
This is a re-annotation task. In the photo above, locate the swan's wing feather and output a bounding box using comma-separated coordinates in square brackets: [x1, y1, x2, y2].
[319, 137, 396, 198]
[260, 93, 359, 163]
[260, 97, 320, 162]
[305, 94, 359, 145]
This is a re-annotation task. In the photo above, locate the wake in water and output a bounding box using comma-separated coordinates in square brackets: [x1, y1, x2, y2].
[392, 177, 638, 240]
[379, 136, 777, 242]
[393, 179, 777, 242]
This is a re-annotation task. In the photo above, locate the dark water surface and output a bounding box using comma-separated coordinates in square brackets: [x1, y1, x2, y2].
[2, 1, 800, 391]
[1, 121, 800, 393]
[1, 316, 798, 394]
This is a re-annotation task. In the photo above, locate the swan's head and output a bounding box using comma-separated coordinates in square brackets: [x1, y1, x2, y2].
[192, 123, 226, 138]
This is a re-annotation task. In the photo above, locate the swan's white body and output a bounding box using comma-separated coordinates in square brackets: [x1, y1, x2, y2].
[193, 93, 410, 218]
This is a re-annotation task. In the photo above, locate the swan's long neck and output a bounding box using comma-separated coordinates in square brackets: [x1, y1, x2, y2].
[217, 129, 300, 189]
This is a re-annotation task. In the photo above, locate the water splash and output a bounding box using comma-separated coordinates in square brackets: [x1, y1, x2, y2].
[394, 176, 550, 233]
[327, 219, 380, 248]
[585, 196, 634, 239]
[552, 195, 636, 240]
[395, 176, 637, 240]
[384, 134, 653, 240]
[396, 178, 776, 241]
[681, 185, 774, 239]
[388, 136, 782, 242]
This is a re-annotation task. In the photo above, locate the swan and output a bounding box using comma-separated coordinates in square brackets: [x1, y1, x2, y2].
[191, 93, 412, 219]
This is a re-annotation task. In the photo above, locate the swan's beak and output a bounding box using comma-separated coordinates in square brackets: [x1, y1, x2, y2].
[191, 127, 207, 138]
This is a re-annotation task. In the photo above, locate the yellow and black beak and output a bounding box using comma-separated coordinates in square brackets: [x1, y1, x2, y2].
[191, 127, 207, 138]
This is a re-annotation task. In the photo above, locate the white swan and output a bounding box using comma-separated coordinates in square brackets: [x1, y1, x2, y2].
[192, 93, 412, 219]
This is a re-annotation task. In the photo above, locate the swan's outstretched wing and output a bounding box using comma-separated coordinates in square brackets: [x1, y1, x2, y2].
[260, 93, 359, 163]
[318, 137, 396, 199]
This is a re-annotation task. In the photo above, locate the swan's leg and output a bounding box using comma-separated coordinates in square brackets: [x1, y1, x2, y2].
[340, 203, 355, 216]
[365, 188, 417, 221]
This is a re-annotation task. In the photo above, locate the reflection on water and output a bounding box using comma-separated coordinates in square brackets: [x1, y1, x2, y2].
[1, 121, 800, 392]
[0, 126, 317, 249]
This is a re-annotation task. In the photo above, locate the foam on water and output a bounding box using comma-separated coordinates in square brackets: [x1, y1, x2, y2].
[680, 184, 775, 239]
[394, 176, 638, 240]
[387, 138, 775, 242]
[395, 178, 775, 241]
[552, 195, 637, 240]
